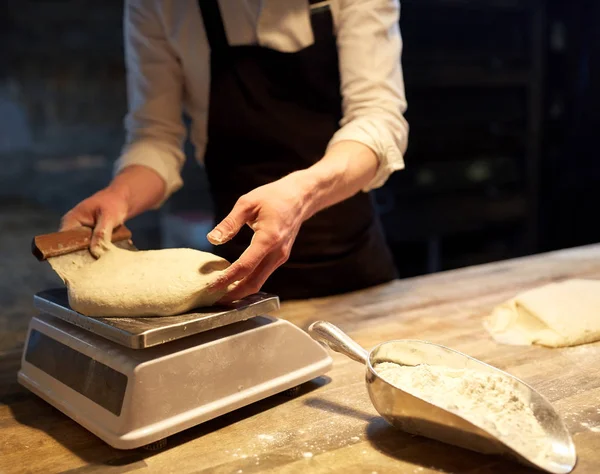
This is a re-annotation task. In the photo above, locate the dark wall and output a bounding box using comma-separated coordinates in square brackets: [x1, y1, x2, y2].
[1, 0, 125, 211]
[540, 0, 600, 251]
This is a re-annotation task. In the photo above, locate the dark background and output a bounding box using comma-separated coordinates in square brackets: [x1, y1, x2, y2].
[1, 0, 599, 278]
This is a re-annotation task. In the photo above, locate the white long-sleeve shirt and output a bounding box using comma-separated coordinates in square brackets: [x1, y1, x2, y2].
[116, 0, 409, 201]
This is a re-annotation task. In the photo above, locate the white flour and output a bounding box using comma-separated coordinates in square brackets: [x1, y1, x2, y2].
[375, 362, 552, 462]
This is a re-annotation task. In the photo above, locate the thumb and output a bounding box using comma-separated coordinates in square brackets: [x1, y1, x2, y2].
[60, 211, 90, 231]
[59, 216, 82, 232]
[208, 199, 254, 245]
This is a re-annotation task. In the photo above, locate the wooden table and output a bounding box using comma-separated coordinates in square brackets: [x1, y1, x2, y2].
[2, 245, 600, 473]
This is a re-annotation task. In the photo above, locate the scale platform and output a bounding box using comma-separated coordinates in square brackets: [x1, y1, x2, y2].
[32, 288, 283, 349]
[18, 289, 332, 449]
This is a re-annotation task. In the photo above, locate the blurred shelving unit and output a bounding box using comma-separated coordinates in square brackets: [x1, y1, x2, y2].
[377, 0, 546, 276]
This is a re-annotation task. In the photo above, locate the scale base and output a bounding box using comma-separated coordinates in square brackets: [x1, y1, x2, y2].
[19, 312, 332, 449]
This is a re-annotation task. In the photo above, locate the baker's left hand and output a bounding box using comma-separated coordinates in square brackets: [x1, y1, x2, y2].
[206, 174, 311, 302]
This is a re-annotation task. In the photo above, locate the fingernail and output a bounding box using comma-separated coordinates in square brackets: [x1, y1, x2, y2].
[207, 229, 223, 244]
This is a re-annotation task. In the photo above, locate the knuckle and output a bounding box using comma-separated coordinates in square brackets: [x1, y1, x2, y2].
[59, 216, 72, 227]
[277, 252, 290, 266]
[281, 242, 292, 258]
[232, 261, 254, 276]
[274, 246, 289, 262]
[247, 282, 263, 294]
[262, 228, 286, 245]
[63, 208, 80, 221]
[236, 195, 252, 209]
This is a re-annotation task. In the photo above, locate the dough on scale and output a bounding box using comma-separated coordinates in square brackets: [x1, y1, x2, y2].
[484, 279, 600, 348]
[66, 243, 231, 317]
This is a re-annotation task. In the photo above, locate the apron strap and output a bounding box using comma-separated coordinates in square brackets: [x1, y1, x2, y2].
[198, 0, 229, 54]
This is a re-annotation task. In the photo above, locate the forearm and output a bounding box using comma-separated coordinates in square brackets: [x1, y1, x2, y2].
[293, 140, 378, 220]
[328, 0, 407, 192]
[114, 0, 186, 220]
[109, 165, 166, 220]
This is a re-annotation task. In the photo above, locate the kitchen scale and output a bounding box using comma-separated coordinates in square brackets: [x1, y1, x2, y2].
[18, 228, 332, 450]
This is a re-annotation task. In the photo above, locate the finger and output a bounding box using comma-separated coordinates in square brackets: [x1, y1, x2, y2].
[209, 232, 273, 289]
[219, 248, 286, 302]
[207, 197, 255, 245]
[90, 211, 118, 258]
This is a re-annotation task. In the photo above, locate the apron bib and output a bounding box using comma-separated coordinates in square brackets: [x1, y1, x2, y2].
[199, 0, 398, 299]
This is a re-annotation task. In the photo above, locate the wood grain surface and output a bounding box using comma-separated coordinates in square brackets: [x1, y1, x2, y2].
[1, 245, 600, 473]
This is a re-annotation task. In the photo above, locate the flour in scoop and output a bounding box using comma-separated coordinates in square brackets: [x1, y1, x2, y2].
[375, 362, 552, 462]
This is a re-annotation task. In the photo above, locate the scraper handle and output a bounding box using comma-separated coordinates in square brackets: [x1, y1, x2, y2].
[32, 225, 132, 261]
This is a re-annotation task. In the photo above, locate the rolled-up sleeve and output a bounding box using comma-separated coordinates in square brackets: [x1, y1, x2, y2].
[115, 0, 187, 204]
[330, 0, 409, 191]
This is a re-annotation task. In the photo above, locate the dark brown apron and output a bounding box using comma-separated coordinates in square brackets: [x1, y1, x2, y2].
[199, 0, 398, 300]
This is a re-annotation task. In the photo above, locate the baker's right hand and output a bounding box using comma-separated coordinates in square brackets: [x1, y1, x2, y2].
[60, 187, 129, 258]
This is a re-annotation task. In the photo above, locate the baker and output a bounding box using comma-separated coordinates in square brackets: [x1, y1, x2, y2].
[61, 0, 409, 302]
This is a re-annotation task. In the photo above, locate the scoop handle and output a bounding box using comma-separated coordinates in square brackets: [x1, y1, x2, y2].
[308, 321, 369, 364]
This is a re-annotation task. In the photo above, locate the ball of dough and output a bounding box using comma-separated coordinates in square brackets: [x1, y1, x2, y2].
[66, 245, 230, 317]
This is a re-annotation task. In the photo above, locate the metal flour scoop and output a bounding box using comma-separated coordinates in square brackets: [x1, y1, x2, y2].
[308, 321, 576, 474]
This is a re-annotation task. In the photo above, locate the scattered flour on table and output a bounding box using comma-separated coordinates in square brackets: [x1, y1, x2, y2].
[231, 424, 370, 464]
[375, 362, 552, 462]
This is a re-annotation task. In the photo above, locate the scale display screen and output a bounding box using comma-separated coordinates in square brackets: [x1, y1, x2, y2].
[25, 329, 128, 416]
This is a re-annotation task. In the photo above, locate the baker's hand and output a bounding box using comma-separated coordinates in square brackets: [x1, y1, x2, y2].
[207, 175, 311, 302]
[60, 166, 165, 257]
[60, 187, 129, 258]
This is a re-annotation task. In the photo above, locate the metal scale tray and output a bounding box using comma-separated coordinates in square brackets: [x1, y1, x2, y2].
[33, 288, 281, 349]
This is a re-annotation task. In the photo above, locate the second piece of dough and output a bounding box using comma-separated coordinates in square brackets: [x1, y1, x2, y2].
[484, 279, 600, 348]
[66, 244, 231, 317]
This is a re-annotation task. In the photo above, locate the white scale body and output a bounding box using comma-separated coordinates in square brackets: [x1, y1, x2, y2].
[18, 289, 332, 449]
